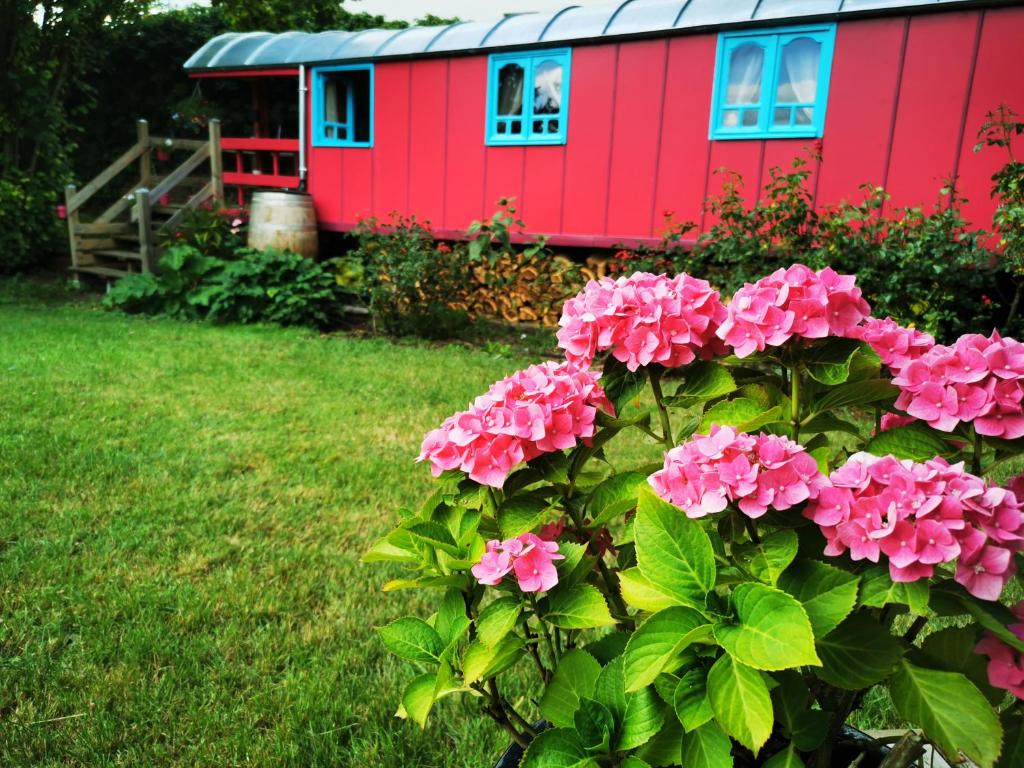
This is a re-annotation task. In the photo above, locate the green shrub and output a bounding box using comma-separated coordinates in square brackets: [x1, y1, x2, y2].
[0, 170, 63, 273]
[610, 151, 1012, 341]
[350, 213, 472, 339]
[103, 243, 347, 329]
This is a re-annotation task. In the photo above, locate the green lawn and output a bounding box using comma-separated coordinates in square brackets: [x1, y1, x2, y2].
[0, 279, 588, 767]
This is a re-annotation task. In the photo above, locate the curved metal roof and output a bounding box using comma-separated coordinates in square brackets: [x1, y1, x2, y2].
[184, 0, 989, 71]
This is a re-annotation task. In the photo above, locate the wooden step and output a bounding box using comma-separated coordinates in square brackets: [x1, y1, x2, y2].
[92, 249, 144, 261]
[113, 232, 140, 242]
[70, 265, 135, 279]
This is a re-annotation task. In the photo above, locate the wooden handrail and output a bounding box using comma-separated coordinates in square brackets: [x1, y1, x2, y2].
[133, 144, 211, 222]
[149, 137, 207, 151]
[221, 137, 300, 152]
[67, 140, 147, 213]
[160, 180, 214, 234]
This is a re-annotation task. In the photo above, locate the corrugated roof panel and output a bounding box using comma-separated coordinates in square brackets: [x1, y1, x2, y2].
[185, 33, 233, 69]
[427, 20, 501, 52]
[244, 31, 305, 65]
[606, 0, 690, 35]
[282, 31, 353, 63]
[542, 4, 621, 41]
[375, 25, 448, 56]
[840, 0, 936, 9]
[207, 32, 274, 68]
[481, 10, 560, 48]
[755, 0, 843, 21]
[676, 0, 759, 28]
[183, 0, 985, 70]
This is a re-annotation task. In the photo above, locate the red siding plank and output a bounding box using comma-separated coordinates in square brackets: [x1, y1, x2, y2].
[407, 59, 449, 226]
[562, 45, 618, 238]
[340, 149, 373, 224]
[884, 11, 979, 212]
[443, 56, 488, 231]
[372, 62, 411, 220]
[652, 35, 717, 236]
[483, 146, 526, 221]
[954, 7, 1024, 230]
[815, 17, 906, 207]
[703, 140, 764, 230]
[522, 147, 566, 235]
[308, 147, 343, 225]
[605, 39, 669, 239]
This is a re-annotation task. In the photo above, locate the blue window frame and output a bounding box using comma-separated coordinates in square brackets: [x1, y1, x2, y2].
[486, 49, 571, 146]
[710, 24, 836, 140]
[312, 64, 374, 148]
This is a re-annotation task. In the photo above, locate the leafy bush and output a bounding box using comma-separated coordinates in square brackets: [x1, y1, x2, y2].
[371, 267, 1024, 768]
[350, 202, 584, 337]
[159, 205, 246, 260]
[350, 213, 472, 339]
[610, 151, 1012, 341]
[0, 170, 63, 273]
[104, 243, 347, 329]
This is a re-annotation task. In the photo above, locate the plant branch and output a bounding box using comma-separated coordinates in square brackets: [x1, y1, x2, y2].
[521, 624, 552, 684]
[649, 367, 674, 449]
[529, 594, 559, 666]
[488, 679, 538, 739]
[790, 363, 802, 442]
[877, 730, 925, 768]
[473, 681, 531, 749]
[971, 427, 984, 476]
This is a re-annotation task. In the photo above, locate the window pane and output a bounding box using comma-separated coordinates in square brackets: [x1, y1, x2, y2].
[721, 109, 739, 127]
[498, 63, 524, 116]
[548, 119, 559, 133]
[533, 59, 563, 115]
[726, 44, 763, 105]
[510, 121, 522, 135]
[324, 77, 348, 124]
[795, 107, 813, 125]
[776, 37, 820, 104]
[774, 106, 791, 126]
[742, 109, 759, 127]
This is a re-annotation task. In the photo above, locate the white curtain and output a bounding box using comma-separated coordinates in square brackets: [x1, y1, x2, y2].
[726, 44, 763, 105]
[533, 60, 563, 115]
[777, 38, 820, 104]
[498, 63, 524, 116]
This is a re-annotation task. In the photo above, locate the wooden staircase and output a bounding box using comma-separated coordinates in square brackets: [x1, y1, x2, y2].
[64, 119, 224, 280]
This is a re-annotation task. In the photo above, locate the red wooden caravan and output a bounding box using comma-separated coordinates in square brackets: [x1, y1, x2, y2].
[184, 0, 1024, 249]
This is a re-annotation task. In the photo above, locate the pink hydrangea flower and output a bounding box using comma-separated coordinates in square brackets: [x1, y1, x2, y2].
[418, 361, 614, 488]
[878, 413, 917, 433]
[805, 452, 1024, 598]
[649, 425, 828, 519]
[885, 330, 1024, 438]
[974, 600, 1024, 699]
[717, 265, 871, 358]
[556, 272, 728, 371]
[470, 533, 564, 593]
[848, 316, 935, 372]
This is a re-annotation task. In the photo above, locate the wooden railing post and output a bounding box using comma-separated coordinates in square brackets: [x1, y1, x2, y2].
[135, 188, 155, 273]
[136, 119, 151, 188]
[65, 184, 80, 272]
[208, 118, 224, 207]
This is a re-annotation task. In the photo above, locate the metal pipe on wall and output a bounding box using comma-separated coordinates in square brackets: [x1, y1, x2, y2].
[298, 64, 308, 189]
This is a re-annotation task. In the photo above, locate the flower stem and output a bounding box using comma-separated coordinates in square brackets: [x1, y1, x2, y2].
[530, 594, 559, 666]
[649, 367, 674, 449]
[972, 427, 983, 476]
[790, 364, 802, 442]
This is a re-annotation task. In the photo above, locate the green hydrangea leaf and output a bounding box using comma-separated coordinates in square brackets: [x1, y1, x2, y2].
[713, 583, 820, 670]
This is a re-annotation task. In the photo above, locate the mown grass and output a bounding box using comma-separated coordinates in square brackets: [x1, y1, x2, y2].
[0, 278, 614, 767]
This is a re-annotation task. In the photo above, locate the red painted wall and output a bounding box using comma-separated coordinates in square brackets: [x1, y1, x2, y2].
[306, 5, 1024, 246]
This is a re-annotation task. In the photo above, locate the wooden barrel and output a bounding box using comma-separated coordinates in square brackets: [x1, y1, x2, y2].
[247, 191, 318, 258]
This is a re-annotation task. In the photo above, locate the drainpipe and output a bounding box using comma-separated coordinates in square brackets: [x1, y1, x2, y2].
[298, 64, 308, 191]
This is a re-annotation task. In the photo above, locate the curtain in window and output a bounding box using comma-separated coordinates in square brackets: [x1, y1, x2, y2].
[498, 63, 524, 116]
[533, 60, 563, 115]
[726, 44, 764, 105]
[777, 37, 820, 104]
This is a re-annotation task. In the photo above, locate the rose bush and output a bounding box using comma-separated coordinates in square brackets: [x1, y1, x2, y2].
[368, 267, 1024, 768]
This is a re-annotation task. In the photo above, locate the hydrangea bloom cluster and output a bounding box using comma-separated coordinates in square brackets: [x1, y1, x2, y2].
[805, 452, 1024, 598]
[648, 425, 828, 519]
[471, 533, 564, 593]
[974, 600, 1024, 699]
[878, 412, 916, 433]
[556, 272, 727, 372]
[889, 331, 1024, 438]
[848, 316, 935, 371]
[418, 361, 614, 488]
[716, 265, 871, 358]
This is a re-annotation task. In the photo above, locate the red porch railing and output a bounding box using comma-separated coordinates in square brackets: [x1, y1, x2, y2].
[221, 137, 301, 207]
